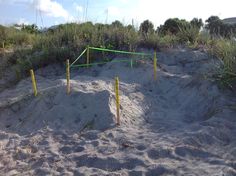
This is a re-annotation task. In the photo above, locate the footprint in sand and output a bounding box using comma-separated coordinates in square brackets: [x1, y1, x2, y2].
[147, 148, 174, 160]
[59, 145, 85, 154]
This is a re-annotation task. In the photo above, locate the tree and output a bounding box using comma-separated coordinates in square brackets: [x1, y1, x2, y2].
[158, 18, 190, 35]
[205, 16, 222, 36]
[22, 24, 39, 34]
[127, 24, 135, 31]
[111, 20, 123, 28]
[139, 20, 154, 36]
[205, 16, 236, 38]
[190, 18, 203, 29]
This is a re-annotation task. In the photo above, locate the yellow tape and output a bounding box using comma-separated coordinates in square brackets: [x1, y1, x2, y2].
[30, 69, 38, 96]
[153, 51, 157, 80]
[115, 77, 120, 125]
[66, 59, 70, 94]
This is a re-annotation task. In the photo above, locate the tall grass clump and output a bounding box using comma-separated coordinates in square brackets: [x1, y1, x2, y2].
[211, 39, 236, 88]
[197, 30, 212, 46]
[0, 25, 35, 48]
[157, 34, 178, 48]
[177, 25, 200, 45]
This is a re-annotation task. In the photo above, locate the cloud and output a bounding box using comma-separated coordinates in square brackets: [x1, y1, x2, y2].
[17, 17, 29, 25]
[1, 0, 76, 25]
[126, 0, 236, 27]
[119, 0, 128, 3]
[32, 0, 70, 19]
[76, 5, 83, 12]
[75, 5, 83, 13]
[107, 6, 120, 16]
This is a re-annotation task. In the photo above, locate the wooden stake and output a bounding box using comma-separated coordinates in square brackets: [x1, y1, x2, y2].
[30, 69, 38, 96]
[115, 77, 120, 125]
[66, 59, 70, 94]
[87, 46, 90, 67]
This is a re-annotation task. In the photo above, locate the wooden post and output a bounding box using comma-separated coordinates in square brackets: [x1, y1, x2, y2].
[115, 77, 120, 125]
[87, 46, 89, 67]
[30, 69, 38, 96]
[66, 59, 70, 94]
[153, 51, 157, 80]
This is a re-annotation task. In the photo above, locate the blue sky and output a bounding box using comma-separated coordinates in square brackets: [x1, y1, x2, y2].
[0, 0, 235, 28]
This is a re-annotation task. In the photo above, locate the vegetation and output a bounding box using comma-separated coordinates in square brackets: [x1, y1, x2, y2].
[210, 39, 236, 88]
[205, 16, 236, 38]
[0, 16, 236, 89]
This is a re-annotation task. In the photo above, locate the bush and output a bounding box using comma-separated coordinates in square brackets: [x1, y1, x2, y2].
[139, 20, 154, 37]
[0, 26, 36, 47]
[211, 39, 236, 88]
[157, 35, 178, 48]
[197, 31, 212, 46]
[177, 25, 200, 44]
[158, 18, 190, 35]
[205, 16, 236, 38]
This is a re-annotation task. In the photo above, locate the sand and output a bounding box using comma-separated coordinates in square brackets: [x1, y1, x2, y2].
[0, 48, 236, 175]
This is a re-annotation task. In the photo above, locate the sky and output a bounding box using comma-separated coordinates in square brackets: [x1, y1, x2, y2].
[0, 0, 235, 28]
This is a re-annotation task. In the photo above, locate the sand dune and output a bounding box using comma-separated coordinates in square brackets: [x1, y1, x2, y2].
[0, 48, 236, 175]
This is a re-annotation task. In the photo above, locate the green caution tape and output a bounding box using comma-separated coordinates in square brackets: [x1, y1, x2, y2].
[71, 57, 147, 68]
[89, 47, 153, 56]
[70, 46, 153, 68]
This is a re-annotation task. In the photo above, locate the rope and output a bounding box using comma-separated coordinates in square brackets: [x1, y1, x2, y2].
[70, 46, 153, 68]
[71, 57, 147, 68]
[70, 48, 87, 67]
[89, 47, 153, 56]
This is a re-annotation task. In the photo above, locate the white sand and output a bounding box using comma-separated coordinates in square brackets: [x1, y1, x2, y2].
[0, 48, 236, 175]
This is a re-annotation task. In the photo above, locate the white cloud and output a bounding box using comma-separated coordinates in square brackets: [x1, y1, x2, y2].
[72, 2, 84, 22]
[107, 6, 120, 16]
[127, 0, 236, 27]
[119, 0, 128, 3]
[75, 5, 83, 13]
[67, 15, 76, 22]
[2, 0, 236, 27]
[17, 17, 29, 25]
[32, 0, 69, 19]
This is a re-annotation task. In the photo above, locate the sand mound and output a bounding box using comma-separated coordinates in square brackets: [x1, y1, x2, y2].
[0, 72, 146, 135]
[0, 88, 114, 134]
[0, 48, 236, 175]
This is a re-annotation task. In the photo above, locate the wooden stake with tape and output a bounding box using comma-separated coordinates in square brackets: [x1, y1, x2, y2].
[115, 77, 120, 125]
[30, 69, 38, 96]
[66, 59, 70, 94]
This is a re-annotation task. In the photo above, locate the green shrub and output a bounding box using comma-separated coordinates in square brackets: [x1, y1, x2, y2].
[197, 31, 212, 46]
[0, 26, 35, 47]
[177, 25, 200, 44]
[158, 18, 190, 35]
[157, 35, 178, 48]
[211, 39, 236, 88]
[139, 20, 154, 37]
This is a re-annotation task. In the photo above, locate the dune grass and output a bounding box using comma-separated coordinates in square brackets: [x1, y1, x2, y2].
[0, 22, 236, 90]
[210, 39, 236, 88]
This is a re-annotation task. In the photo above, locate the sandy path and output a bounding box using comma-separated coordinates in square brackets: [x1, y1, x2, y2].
[0, 48, 236, 175]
